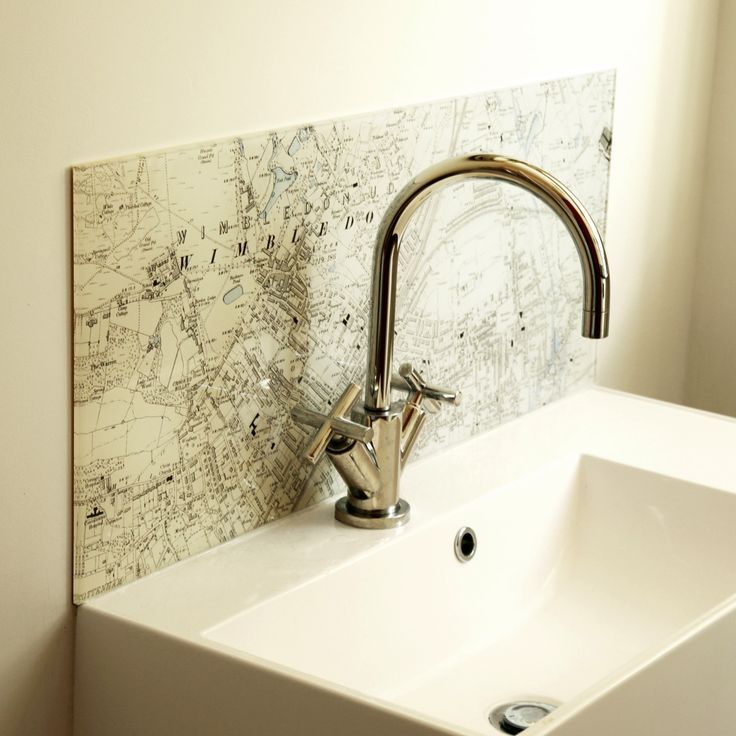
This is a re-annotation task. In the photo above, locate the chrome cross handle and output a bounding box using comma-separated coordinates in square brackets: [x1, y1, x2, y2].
[291, 383, 373, 465]
[391, 362, 462, 407]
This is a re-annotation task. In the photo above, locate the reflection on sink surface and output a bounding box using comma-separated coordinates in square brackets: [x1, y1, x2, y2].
[74, 389, 736, 736]
[205, 455, 736, 733]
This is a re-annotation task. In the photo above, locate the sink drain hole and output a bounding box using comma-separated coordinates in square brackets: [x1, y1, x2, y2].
[489, 700, 558, 734]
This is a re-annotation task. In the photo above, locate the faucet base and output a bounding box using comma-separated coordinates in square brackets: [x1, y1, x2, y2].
[334, 497, 410, 529]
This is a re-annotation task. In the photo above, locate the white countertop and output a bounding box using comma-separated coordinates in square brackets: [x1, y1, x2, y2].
[85, 386, 736, 633]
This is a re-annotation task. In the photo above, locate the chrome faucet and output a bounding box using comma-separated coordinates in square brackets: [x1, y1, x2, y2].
[292, 154, 610, 529]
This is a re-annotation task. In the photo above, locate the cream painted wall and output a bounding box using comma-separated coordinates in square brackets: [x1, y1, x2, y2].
[685, 1, 736, 416]
[0, 1, 720, 734]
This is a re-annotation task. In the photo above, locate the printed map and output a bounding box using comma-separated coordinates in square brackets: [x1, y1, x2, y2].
[73, 71, 615, 601]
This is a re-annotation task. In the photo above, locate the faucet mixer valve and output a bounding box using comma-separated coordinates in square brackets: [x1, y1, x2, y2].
[292, 153, 609, 529]
[391, 362, 462, 409]
[291, 383, 372, 465]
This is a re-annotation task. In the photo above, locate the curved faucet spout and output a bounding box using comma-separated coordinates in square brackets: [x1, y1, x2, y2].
[364, 153, 611, 413]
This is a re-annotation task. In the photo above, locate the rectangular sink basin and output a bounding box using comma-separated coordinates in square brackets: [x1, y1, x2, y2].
[74, 389, 736, 736]
[204, 455, 736, 733]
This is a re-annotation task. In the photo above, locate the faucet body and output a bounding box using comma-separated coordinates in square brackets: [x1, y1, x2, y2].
[293, 154, 610, 529]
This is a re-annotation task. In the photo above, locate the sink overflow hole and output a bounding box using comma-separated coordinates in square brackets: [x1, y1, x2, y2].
[454, 527, 477, 562]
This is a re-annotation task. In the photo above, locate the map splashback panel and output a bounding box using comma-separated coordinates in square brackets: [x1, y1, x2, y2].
[73, 71, 615, 602]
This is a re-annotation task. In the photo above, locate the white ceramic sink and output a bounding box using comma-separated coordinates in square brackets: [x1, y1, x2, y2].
[204, 454, 736, 733]
[74, 389, 736, 736]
